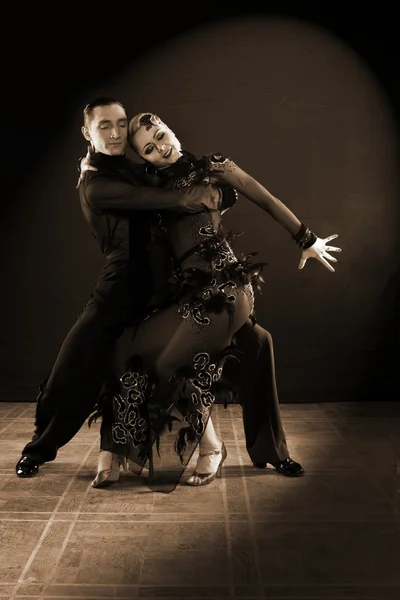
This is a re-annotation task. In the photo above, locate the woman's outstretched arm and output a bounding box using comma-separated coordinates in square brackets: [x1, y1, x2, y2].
[209, 154, 341, 272]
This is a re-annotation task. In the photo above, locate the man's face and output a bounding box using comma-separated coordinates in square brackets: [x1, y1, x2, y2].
[83, 104, 128, 155]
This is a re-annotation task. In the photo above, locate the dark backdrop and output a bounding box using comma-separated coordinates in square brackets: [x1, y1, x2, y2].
[1, 3, 399, 403]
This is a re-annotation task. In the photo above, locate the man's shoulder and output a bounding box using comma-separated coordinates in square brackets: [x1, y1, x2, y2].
[79, 170, 108, 192]
[78, 172, 109, 209]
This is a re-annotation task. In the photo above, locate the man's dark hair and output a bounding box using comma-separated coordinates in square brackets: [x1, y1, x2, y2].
[83, 97, 126, 127]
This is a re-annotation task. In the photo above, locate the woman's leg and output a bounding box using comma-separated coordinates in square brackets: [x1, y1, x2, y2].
[102, 287, 252, 492]
[92, 305, 183, 488]
[199, 414, 220, 451]
[185, 413, 226, 487]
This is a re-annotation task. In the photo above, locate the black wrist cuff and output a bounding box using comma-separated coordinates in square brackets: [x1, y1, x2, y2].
[292, 224, 317, 249]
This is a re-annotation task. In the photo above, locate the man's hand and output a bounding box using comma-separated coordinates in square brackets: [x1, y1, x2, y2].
[178, 183, 222, 213]
[76, 146, 98, 188]
[298, 234, 342, 272]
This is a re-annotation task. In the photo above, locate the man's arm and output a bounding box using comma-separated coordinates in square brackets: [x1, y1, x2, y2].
[84, 173, 222, 214]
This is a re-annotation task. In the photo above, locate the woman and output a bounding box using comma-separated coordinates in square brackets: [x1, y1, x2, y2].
[92, 112, 341, 493]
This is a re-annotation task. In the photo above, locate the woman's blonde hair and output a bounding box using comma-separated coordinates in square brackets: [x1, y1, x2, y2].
[128, 112, 163, 144]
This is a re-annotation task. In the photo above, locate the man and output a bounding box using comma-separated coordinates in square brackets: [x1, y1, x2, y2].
[16, 97, 224, 477]
[17, 97, 303, 479]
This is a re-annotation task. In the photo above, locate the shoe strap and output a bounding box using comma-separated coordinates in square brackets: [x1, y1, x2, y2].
[199, 447, 223, 458]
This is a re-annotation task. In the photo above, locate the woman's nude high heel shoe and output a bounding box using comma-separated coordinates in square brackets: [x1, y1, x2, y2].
[186, 442, 227, 486]
[91, 450, 128, 488]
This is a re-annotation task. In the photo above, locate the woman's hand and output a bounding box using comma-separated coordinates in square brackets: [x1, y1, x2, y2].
[76, 146, 98, 188]
[298, 234, 341, 272]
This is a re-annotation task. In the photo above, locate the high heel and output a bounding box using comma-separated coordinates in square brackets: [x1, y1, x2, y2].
[91, 450, 128, 488]
[186, 441, 227, 487]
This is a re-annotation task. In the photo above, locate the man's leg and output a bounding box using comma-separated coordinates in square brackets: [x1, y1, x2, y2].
[17, 303, 123, 475]
[233, 320, 304, 476]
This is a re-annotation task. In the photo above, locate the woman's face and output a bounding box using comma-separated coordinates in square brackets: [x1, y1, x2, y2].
[130, 116, 182, 167]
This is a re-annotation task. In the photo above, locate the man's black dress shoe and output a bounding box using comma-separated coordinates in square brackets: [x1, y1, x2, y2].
[16, 456, 40, 478]
[253, 457, 305, 477]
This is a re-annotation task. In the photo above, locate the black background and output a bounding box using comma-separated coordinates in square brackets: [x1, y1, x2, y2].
[2, 3, 399, 191]
[1, 2, 399, 403]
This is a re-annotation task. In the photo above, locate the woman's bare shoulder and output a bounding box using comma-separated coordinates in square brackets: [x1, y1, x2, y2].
[203, 153, 237, 173]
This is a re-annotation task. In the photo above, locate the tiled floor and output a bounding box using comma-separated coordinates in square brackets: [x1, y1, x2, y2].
[0, 401, 399, 599]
